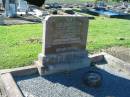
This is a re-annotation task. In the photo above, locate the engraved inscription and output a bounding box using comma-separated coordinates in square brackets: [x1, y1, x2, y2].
[42, 16, 88, 54]
[52, 22, 82, 45]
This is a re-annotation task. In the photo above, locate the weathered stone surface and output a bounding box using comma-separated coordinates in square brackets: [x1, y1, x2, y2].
[42, 15, 89, 55]
[1, 73, 24, 97]
[0, 78, 7, 97]
[5, 0, 17, 17]
[37, 15, 90, 75]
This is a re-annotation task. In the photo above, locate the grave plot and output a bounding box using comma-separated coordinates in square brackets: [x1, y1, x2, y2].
[0, 15, 130, 97]
[1, 52, 130, 97]
[15, 61, 130, 97]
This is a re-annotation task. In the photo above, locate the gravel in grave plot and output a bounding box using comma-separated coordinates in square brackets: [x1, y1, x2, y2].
[15, 65, 130, 97]
[103, 47, 130, 63]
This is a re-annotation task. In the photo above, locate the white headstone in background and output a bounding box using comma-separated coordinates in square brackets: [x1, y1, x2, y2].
[0, 0, 3, 10]
[5, 0, 10, 16]
[17, 0, 28, 12]
[9, 4, 17, 17]
[0, 0, 2, 3]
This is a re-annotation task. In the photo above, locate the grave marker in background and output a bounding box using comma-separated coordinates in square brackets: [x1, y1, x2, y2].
[5, 0, 17, 17]
[0, 14, 4, 24]
[17, 0, 28, 13]
[37, 15, 90, 75]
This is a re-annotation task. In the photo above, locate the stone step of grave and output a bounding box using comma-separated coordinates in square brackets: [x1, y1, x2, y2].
[38, 51, 89, 64]
[36, 51, 90, 75]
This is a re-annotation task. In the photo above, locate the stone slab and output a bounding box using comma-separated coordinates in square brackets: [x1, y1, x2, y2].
[42, 15, 89, 55]
[0, 65, 38, 77]
[0, 73, 24, 97]
[0, 78, 8, 97]
[102, 52, 130, 74]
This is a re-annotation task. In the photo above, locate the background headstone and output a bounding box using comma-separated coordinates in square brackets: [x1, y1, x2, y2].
[37, 15, 90, 75]
[9, 3, 17, 17]
[0, 0, 3, 10]
[0, 14, 4, 24]
[5, 0, 17, 17]
[17, 0, 28, 12]
[5, 0, 10, 16]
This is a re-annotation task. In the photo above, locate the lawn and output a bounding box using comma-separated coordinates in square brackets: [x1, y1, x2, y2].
[0, 17, 130, 69]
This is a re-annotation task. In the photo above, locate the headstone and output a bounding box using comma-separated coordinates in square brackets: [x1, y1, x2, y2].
[0, 0, 2, 3]
[9, 3, 17, 17]
[0, 14, 4, 24]
[37, 15, 90, 75]
[0, 0, 3, 10]
[5, 0, 10, 16]
[17, 0, 28, 12]
[5, 0, 17, 17]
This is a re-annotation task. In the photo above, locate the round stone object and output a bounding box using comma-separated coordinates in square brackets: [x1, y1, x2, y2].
[83, 71, 102, 88]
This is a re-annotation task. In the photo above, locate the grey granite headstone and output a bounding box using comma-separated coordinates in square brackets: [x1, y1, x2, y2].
[37, 15, 90, 75]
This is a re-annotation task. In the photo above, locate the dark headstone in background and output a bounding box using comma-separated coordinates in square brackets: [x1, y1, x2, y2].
[25, 0, 45, 7]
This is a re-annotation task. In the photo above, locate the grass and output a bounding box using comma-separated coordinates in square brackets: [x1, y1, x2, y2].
[0, 24, 42, 69]
[88, 17, 130, 52]
[0, 17, 130, 69]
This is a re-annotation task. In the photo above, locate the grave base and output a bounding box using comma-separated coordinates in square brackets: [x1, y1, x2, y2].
[36, 51, 90, 75]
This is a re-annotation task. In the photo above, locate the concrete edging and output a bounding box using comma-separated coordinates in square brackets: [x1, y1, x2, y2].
[0, 73, 24, 97]
[0, 65, 38, 77]
[102, 52, 130, 73]
[90, 52, 130, 74]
